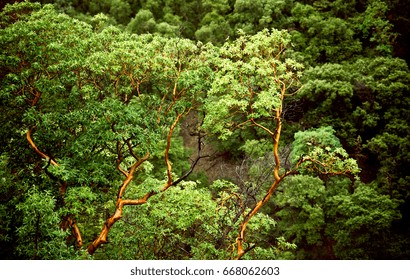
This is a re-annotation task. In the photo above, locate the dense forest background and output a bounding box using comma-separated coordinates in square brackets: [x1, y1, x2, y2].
[0, 0, 409, 260]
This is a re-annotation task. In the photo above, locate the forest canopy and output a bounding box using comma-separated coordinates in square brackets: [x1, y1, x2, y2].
[0, 0, 409, 260]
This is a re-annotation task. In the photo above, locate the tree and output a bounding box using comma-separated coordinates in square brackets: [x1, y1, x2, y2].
[2, 1, 405, 260]
[202, 29, 360, 259]
[126, 9, 157, 34]
[299, 57, 410, 197]
[1, 2, 211, 258]
[272, 175, 401, 259]
[229, 0, 290, 35]
[108, 0, 131, 25]
[288, 2, 362, 65]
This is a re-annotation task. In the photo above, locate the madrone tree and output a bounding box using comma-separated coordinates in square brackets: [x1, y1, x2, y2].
[202, 29, 360, 259]
[1, 3, 211, 258]
[1, 2, 360, 259]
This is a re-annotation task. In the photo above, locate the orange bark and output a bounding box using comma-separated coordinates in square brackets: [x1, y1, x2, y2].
[26, 128, 85, 248]
[234, 81, 287, 260]
[67, 216, 83, 248]
[162, 112, 184, 191]
[87, 152, 151, 255]
[87, 190, 157, 255]
[87, 108, 192, 255]
[26, 128, 59, 166]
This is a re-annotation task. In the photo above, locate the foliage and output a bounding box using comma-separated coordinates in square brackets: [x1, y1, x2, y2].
[299, 57, 410, 195]
[0, 2, 211, 258]
[1, 1, 409, 260]
[274, 175, 326, 247]
[291, 126, 360, 178]
[100, 184, 220, 259]
[15, 188, 74, 259]
[289, 2, 362, 65]
[326, 180, 401, 259]
[203, 28, 303, 138]
[272, 175, 401, 259]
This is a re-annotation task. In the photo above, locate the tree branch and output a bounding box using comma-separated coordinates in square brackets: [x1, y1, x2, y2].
[234, 81, 286, 260]
[171, 127, 205, 187]
[117, 152, 150, 200]
[162, 111, 185, 191]
[27, 127, 85, 247]
[26, 127, 59, 166]
[87, 152, 151, 255]
[116, 141, 128, 177]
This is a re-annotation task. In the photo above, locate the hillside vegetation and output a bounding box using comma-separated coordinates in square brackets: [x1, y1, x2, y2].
[0, 0, 409, 259]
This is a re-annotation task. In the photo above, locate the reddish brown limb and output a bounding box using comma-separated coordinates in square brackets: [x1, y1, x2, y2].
[26, 127, 59, 166]
[87, 189, 156, 255]
[66, 216, 83, 249]
[87, 152, 151, 255]
[234, 83, 286, 260]
[117, 152, 150, 199]
[116, 159, 129, 177]
[26, 129, 86, 248]
[24, 86, 86, 250]
[162, 112, 184, 192]
[57, 182, 84, 249]
[235, 178, 282, 259]
[87, 109, 192, 255]
[29, 88, 42, 106]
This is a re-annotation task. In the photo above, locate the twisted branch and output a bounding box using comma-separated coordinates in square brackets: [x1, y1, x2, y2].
[234, 79, 287, 259]
[26, 128, 85, 249]
[26, 127, 59, 166]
